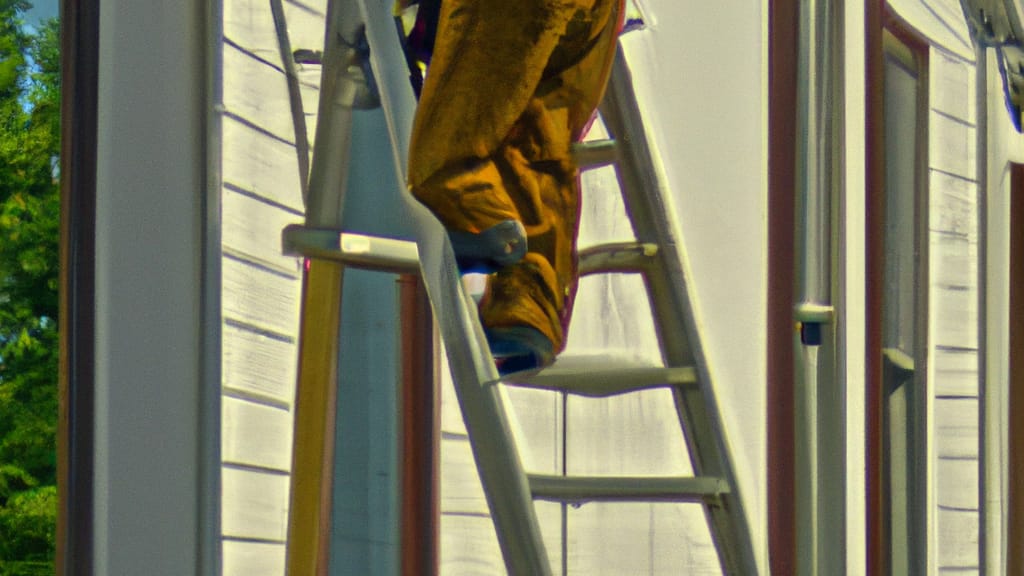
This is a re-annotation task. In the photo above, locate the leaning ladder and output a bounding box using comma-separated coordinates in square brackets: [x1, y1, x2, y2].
[282, 0, 760, 573]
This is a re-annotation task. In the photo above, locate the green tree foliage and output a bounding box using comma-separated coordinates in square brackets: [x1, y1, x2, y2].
[0, 1, 60, 573]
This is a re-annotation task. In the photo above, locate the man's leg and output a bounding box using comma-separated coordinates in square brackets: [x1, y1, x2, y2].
[478, 0, 622, 371]
[408, 0, 596, 191]
[409, 0, 602, 270]
[408, 0, 622, 371]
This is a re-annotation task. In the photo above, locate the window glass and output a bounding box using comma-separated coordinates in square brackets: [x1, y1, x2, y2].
[880, 29, 926, 576]
[883, 57, 919, 357]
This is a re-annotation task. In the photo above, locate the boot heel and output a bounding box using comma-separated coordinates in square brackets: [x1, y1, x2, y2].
[448, 219, 527, 273]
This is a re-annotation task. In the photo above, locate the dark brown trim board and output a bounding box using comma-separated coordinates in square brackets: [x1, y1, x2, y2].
[57, 0, 99, 573]
[767, 0, 799, 572]
[399, 275, 439, 576]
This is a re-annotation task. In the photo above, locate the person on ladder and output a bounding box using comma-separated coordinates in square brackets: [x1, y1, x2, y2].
[404, 0, 624, 374]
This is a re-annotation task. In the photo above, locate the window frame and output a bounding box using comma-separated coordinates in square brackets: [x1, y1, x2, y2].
[867, 10, 931, 575]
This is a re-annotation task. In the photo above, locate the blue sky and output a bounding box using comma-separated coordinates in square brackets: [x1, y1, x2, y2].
[25, 0, 59, 28]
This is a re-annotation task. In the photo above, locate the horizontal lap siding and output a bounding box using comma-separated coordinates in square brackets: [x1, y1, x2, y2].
[936, 507, 980, 571]
[222, 540, 286, 576]
[222, 466, 291, 541]
[438, 351, 507, 573]
[222, 189, 303, 274]
[929, 47, 980, 572]
[220, 1, 325, 573]
[223, 322, 297, 406]
[222, 397, 293, 472]
[223, 118, 305, 212]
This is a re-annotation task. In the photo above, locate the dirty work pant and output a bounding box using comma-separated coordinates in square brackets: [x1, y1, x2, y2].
[408, 0, 623, 359]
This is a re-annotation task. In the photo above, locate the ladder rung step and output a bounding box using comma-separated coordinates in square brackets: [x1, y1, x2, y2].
[578, 242, 658, 275]
[282, 225, 420, 274]
[571, 139, 618, 169]
[528, 474, 729, 503]
[499, 354, 696, 397]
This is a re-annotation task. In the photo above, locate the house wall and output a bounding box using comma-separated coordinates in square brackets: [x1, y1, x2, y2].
[615, 0, 768, 569]
[218, 0, 325, 572]
[211, 0, 1017, 573]
[928, 43, 981, 574]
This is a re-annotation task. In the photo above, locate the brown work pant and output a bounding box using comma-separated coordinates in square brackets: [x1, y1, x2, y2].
[408, 0, 622, 355]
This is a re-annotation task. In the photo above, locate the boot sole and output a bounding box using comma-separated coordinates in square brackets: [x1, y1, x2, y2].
[486, 325, 555, 376]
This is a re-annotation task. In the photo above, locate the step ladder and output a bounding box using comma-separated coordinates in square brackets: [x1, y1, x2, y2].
[282, 0, 760, 573]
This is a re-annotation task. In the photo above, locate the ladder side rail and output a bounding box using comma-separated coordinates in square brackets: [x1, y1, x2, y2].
[305, 0, 366, 229]
[599, 47, 760, 574]
[286, 1, 367, 574]
[356, 1, 553, 573]
[600, 47, 720, 485]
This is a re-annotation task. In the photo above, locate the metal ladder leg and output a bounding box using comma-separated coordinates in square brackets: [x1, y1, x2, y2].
[597, 49, 761, 574]
[286, 1, 366, 574]
[357, 0, 554, 573]
[285, 0, 552, 573]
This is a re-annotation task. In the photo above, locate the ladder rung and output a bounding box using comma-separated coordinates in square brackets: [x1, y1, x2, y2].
[528, 474, 729, 503]
[578, 242, 658, 275]
[571, 139, 618, 169]
[498, 354, 696, 397]
[282, 225, 420, 274]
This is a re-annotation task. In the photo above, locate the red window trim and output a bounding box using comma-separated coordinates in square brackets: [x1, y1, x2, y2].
[399, 276, 439, 576]
[767, 0, 799, 572]
[1008, 164, 1024, 574]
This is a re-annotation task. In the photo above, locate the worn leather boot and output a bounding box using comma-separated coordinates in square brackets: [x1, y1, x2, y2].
[482, 0, 622, 372]
[480, 253, 562, 373]
[477, 98, 580, 372]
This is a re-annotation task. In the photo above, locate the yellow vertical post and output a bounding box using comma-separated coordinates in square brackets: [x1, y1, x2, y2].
[287, 260, 345, 576]
[283, 0, 365, 568]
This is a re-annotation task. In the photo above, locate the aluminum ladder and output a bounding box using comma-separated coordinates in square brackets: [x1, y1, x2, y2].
[282, 0, 760, 573]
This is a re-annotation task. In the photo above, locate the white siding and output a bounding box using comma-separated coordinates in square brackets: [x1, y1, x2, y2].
[219, 0, 326, 568]
[223, 397, 294, 471]
[223, 540, 287, 576]
[929, 45, 981, 573]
